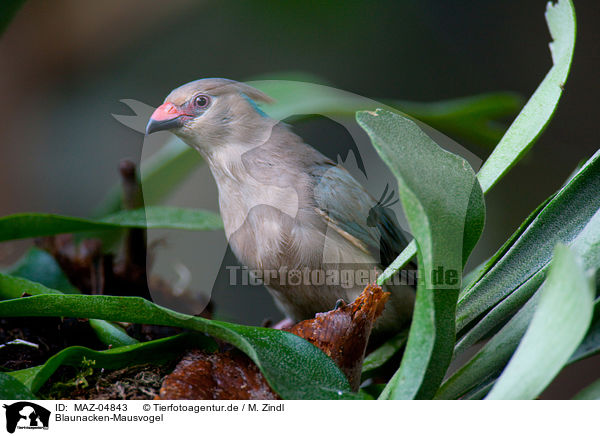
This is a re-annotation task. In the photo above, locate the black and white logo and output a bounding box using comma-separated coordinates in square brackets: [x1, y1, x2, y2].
[3, 402, 50, 433]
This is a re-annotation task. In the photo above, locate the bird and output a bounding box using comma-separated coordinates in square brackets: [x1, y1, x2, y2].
[146, 78, 415, 334]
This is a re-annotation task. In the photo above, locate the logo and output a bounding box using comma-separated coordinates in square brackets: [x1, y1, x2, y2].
[3, 402, 50, 433]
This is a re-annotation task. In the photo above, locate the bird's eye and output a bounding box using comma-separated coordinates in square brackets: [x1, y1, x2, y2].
[193, 95, 211, 109]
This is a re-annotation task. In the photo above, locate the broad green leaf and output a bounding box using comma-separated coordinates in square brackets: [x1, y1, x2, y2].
[0, 372, 37, 400]
[4, 248, 78, 294]
[0, 206, 222, 242]
[0, 277, 352, 399]
[486, 245, 594, 400]
[477, 0, 576, 193]
[357, 109, 484, 399]
[572, 377, 600, 400]
[8, 333, 213, 393]
[457, 149, 600, 333]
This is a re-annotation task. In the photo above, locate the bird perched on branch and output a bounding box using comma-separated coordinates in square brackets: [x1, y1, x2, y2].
[146, 78, 414, 334]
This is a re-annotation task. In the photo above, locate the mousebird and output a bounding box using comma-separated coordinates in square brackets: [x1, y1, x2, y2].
[146, 78, 415, 334]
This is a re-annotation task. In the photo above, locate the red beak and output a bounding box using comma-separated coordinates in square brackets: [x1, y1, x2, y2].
[146, 102, 186, 134]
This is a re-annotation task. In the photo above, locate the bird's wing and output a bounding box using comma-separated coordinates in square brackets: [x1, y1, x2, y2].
[310, 163, 410, 267]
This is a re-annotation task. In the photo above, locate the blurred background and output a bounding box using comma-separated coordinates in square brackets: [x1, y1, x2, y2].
[0, 0, 598, 398]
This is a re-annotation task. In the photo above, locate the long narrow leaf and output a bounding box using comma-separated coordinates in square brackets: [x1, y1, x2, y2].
[486, 245, 594, 400]
[0, 206, 222, 242]
[440, 206, 600, 398]
[457, 149, 600, 333]
[435, 293, 540, 399]
[476, 0, 576, 193]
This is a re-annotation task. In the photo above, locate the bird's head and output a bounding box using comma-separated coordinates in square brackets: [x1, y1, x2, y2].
[146, 78, 275, 152]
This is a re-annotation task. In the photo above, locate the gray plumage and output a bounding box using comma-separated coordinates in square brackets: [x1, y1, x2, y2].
[147, 78, 415, 333]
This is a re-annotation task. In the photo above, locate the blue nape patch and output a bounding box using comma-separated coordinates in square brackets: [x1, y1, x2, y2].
[240, 92, 268, 117]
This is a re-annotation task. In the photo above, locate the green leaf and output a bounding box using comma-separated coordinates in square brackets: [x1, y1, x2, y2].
[100, 207, 222, 231]
[455, 159, 600, 355]
[1, 256, 140, 349]
[0, 274, 62, 299]
[377, 240, 416, 286]
[457, 150, 600, 334]
[459, 203, 600, 356]
[357, 109, 484, 399]
[461, 261, 489, 294]
[0, 206, 222, 242]
[572, 377, 600, 400]
[459, 194, 555, 300]
[455, 267, 546, 356]
[476, 0, 576, 193]
[8, 333, 213, 393]
[461, 380, 495, 400]
[0, 272, 138, 350]
[4, 248, 78, 294]
[439, 204, 600, 399]
[0, 276, 352, 399]
[435, 292, 540, 399]
[0, 372, 37, 400]
[486, 245, 594, 400]
[362, 329, 408, 374]
[569, 301, 600, 363]
[88, 319, 139, 348]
